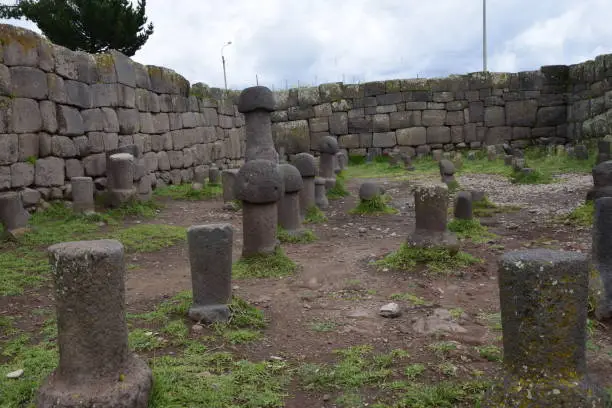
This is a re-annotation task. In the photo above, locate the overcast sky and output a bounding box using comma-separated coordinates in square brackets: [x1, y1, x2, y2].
[3, 0, 612, 91]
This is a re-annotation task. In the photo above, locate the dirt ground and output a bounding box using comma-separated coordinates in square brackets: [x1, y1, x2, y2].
[3, 171, 612, 407]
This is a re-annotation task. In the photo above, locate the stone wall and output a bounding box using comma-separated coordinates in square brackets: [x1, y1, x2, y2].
[270, 57, 612, 158]
[0, 24, 245, 206]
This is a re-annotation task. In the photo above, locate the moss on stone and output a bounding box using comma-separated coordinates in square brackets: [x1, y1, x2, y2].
[0, 25, 40, 52]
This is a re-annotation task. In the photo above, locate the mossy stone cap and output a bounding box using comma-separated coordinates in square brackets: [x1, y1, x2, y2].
[238, 86, 275, 113]
[319, 135, 339, 154]
[236, 159, 283, 204]
[279, 163, 303, 193]
[292, 152, 317, 177]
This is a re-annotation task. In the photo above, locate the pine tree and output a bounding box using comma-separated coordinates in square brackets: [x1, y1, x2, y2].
[0, 0, 154, 56]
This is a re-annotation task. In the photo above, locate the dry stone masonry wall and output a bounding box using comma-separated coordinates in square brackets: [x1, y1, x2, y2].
[0, 24, 246, 206]
[270, 57, 612, 158]
[2, 22, 612, 205]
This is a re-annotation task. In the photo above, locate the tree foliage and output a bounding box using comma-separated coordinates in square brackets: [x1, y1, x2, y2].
[0, 0, 154, 56]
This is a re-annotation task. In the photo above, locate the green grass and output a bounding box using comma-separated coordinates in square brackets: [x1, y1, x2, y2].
[277, 227, 317, 244]
[477, 312, 502, 332]
[562, 201, 594, 227]
[476, 345, 502, 362]
[0, 201, 184, 296]
[350, 194, 398, 215]
[448, 218, 497, 244]
[404, 363, 427, 380]
[376, 244, 480, 275]
[150, 342, 289, 408]
[509, 168, 553, 184]
[232, 247, 298, 279]
[327, 171, 350, 199]
[389, 293, 432, 306]
[472, 197, 521, 218]
[303, 205, 327, 224]
[154, 183, 223, 200]
[395, 381, 489, 408]
[309, 320, 338, 333]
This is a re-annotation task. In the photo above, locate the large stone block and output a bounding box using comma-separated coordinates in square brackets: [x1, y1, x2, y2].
[272, 120, 310, 154]
[40, 100, 58, 133]
[90, 83, 119, 107]
[51, 135, 77, 157]
[148, 66, 189, 96]
[47, 73, 67, 103]
[152, 113, 170, 134]
[372, 114, 390, 132]
[18, 133, 38, 161]
[364, 81, 386, 97]
[485, 106, 505, 127]
[57, 104, 84, 136]
[377, 92, 403, 105]
[485, 127, 512, 145]
[329, 112, 348, 135]
[422, 110, 446, 126]
[506, 100, 538, 126]
[12, 98, 42, 133]
[468, 101, 484, 122]
[0, 25, 41, 67]
[273, 89, 298, 110]
[537, 106, 567, 127]
[433, 91, 454, 103]
[65, 80, 92, 108]
[309, 117, 329, 133]
[0, 134, 18, 165]
[288, 106, 314, 121]
[348, 116, 372, 133]
[298, 87, 320, 106]
[109, 50, 136, 87]
[81, 108, 105, 132]
[319, 82, 344, 102]
[82, 153, 106, 177]
[445, 111, 464, 126]
[10, 66, 48, 99]
[117, 108, 140, 134]
[390, 111, 421, 129]
[10, 162, 34, 187]
[218, 114, 233, 129]
[35, 156, 64, 186]
[373, 132, 396, 148]
[426, 126, 451, 144]
[65, 158, 84, 179]
[338, 134, 360, 149]
[397, 127, 426, 146]
[0, 166, 9, 190]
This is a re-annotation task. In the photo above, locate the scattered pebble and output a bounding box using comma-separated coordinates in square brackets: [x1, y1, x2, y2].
[379, 302, 401, 318]
[6, 369, 24, 379]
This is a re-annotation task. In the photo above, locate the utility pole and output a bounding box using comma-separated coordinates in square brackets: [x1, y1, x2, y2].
[221, 41, 232, 92]
[483, 0, 488, 72]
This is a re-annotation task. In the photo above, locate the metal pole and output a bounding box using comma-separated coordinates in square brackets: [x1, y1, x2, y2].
[483, 0, 487, 72]
[221, 41, 232, 93]
[256, 74, 259, 85]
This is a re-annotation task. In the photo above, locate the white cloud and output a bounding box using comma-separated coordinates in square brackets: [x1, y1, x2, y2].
[2, 0, 612, 88]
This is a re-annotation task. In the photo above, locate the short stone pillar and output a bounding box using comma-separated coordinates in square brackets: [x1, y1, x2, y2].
[486, 145, 496, 161]
[187, 224, 233, 323]
[594, 197, 612, 320]
[37, 239, 152, 408]
[71, 177, 95, 214]
[432, 150, 442, 162]
[486, 249, 607, 407]
[238, 86, 278, 163]
[438, 159, 456, 184]
[106, 144, 140, 190]
[236, 159, 282, 257]
[587, 161, 612, 202]
[407, 183, 458, 253]
[0, 191, 30, 235]
[319, 136, 339, 179]
[336, 151, 348, 171]
[222, 169, 239, 202]
[278, 164, 304, 234]
[209, 164, 220, 185]
[454, 191, 473, 220]
[503, 155, 513, 166]
[401, 153, 415, 171]
[575, 144, 589, 160]
[107, 153, 136, 207]
[314, 177, 329, 210]
[598, 140, 611, 165]
[292, 153, 317, 219]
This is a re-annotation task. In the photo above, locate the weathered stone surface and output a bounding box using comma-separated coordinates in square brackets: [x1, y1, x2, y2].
[57, 104, 84, 136]
[373, 132, 396, 148]
[236, 159, 282, 204]
[238, 86, 275, 112]
[537, 106, 567, 127]
[117, 108, 140, 134]
[65, 80, 92, 108]
[359, 182, 381, 200]
[314, 177, 329, 209]
[187, 224, 233, 323]
[454, 191, 473, 220]
[0, 191, 29, 231]
[390, 111, 421, 129]
[505, 99, 538, 126]
[12, 98, 42, 133]
[427, 126, 451, 144]
[51, 136, 77, 157]
[10, 162, 34, 187]
[487, 249, 607, 407]
[272, 120, 309, 154]
[35, 156, 65, 186]
[422, 110, 446, 126]
[10, 66, 48, 99]
[397, 127, 426, 146]
[0, 134, 18, 165]
[484, 106, 505, 127]
[329, 112, 348, 135]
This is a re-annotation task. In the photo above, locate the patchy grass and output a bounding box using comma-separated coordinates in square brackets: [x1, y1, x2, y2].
[395, 381, 489, 408]
[562, 201, 594, 227]
[472, 197, 521, 218]
[277, 227, 317, 244]
[0, 201, 184, 296]
[448, 218, 497, 244]
[304, 205, 327, 224]
[376, 244, 480, 275]
[149, 342, 290, 408]
[476, 345, 503, 362]
[154, 183, 223, 200]
[445, 180, 461, 194]
[477, 312, 502, 332]
[350, 195, 398, 215]
[327, 171, 350, 199]
[389, 293, 433, 306]
[233, 247, 298, 279]
[309, 320, 339, 333]
[509, 168, 553, 184]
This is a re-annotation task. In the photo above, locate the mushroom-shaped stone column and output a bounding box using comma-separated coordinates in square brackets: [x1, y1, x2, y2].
[292, 153, 317, 218]
[236, 159, 283, 257]
[37, 239, 152, 408]
[278, 163, 304, 234]
[319, 135, 339, 183]
[485, 249, 608, 407]
[238, 86, 279, 163]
